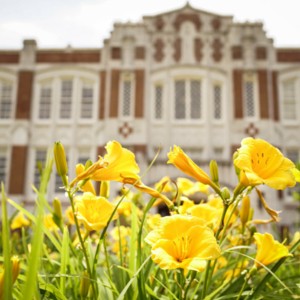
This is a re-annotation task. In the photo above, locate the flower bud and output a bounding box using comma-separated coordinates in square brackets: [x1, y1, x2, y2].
[79, 270, 90, 297]
[100, 181, 110, 198]
[221, 187, 231, 200]
[240, 196, 250, 226]
[53, 142, 68, 187]
[52, 197, 63, 228]
[53, 197, 62, 220]
[11, 256, 20, 284]
[209, 160, 219, 185]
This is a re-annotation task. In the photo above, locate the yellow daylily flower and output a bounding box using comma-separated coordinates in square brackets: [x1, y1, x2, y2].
[11, 212, 30, 230]
[65, 206, 75, 225]
[145, 215, 221, 272]
[154, 176, 173, 193]
[234, 138, 297, 189]
[177, 177, 209, 196]
[0, 256, 20, 299]
[167, 146, 213, 186]
[178, 197, 195, 215]
[254, 232, 292, 268]
[189, 197, 237, 231]
[74, 192, 117, 231]
[71, 141, 140, 186]
[75, 163, 96, 194]
[44, 214, 59, 232]
[146, 213, 162, 230]
[291, 167, 300, 182]
[189, 203, 221, 230]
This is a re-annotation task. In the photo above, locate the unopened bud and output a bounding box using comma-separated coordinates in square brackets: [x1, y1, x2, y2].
[221, 187, 231, 200]
[79, 270, 90, 297]
[240, 196, 250, 226]
[209, 160, 219, 185]
[100, 181, 110, 198]
[53, 198, 62, 219]
[53, 142, 68, 187]
[53, 198, 63, 227]
[11, 256, 20, 283]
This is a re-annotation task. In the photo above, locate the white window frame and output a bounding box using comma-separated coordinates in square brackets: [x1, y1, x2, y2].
[0, 147, 9, 187]
[33, 69, 98, 124]
[152, 82, 164, 122]
[172, 77, 203, 123]
[37, 80, 53, 119]
[212, 82, 224, 122]
[0, 71, 17, 122]
[119, 72, 135, 120]
[80, 79, 95, 120]
[59, 78, 74, 119]
[281, 78, 299, 123]
[243, 72, 259, 120]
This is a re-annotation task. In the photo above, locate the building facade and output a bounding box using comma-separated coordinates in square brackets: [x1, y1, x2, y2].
[0, 3, 299, 228]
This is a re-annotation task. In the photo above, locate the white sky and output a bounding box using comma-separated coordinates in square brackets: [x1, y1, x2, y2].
[0, 0, 299, 49]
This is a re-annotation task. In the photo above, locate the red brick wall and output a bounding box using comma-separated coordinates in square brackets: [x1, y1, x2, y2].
[134, 69, 145, 118]
[0, 52, 19, 63]
[9, 146, 28, 194]
[258, 70, 269, 119]
[99, 71, 106, 119]
[16, 71, 34, 119]
[233, 70, 243, 118]
[109, 70, 120, 117]
[277, 49, 300, 62]
[36, 51, 100, 63]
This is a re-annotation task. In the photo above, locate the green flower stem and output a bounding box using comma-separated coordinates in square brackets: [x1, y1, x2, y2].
[103, 235, 113, 283]
[91, 192, 127, 284]
[236, 270, 251, 300]
[67, 189, 97, 298]
[184, 270, 197, 299]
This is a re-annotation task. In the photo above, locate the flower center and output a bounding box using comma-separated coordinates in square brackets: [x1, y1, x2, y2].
[251, 152, 271, 179]
[173, 235, 191, 262]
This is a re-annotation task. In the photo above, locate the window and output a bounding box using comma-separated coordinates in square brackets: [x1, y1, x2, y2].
[60, 80, 73, 118]
[213, 84, 222, 120]
[120, 72, 134, 118]
[81, 83, 93, 119]
[35, 70, 97, 122]
[39, 85, 52, 119]
[0, 149, 7, 185]
[282, 81, 296, 120]
[122, 80, 132, 117]
[174, 79, 201, 120]
[243, 80, 255, 118]
[154, 85, 163, 119]
[34, 149, 47, 188]
[0, 82, 13, 119]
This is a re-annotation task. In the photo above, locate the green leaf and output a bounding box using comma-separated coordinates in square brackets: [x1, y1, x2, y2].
[1, 183, 13, 300]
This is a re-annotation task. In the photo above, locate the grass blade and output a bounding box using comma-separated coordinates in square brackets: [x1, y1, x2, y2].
[1, 183, 13, 300]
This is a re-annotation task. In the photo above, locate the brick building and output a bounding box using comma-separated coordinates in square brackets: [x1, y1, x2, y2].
[0, 3, 299, 228]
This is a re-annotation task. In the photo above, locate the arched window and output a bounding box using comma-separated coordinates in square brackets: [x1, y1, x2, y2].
[34, 69, 98, 122]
